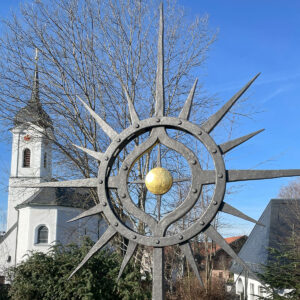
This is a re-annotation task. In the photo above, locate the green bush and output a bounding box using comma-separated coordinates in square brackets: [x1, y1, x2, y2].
[7, 238, 151, 300]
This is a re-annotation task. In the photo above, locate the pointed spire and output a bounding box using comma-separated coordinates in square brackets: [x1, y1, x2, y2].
[29, 48, 40, 105]
[14, 48, 52, 128]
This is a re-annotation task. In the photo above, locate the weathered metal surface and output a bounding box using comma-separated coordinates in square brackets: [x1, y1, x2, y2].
[202, 73, 260, 134]
[220, 202, 264, 226]
[23, 4, 300, 300]
[77, 96, 118, 140]
[117, 240, 138, 280]
[72, 143, 103, 161]
[155, 3, 165, 117]
[122, 83, 140, 124]
[179, 241, 203, 287]
[69, 225, 116, 279]
[179, 78, 198, 120]
[219, 129, 264, 154]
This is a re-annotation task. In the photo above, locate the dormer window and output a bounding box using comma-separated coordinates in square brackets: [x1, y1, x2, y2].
[23, 148, 31, 168]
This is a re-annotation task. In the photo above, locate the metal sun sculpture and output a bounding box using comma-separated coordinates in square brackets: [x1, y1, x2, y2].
[32, 4, 300, 300]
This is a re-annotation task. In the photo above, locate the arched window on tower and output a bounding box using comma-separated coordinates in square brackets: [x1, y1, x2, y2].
[43, 152, 47, 168]
[23, 148, 31, 168]
[37, 225, 48, 244]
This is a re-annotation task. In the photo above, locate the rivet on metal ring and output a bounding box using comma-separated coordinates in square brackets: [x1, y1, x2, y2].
[200, 221, 204, 225]
[213, 201, 218, 205]
[156, 118, 160, 123]
[191, 159, 197, 165]
[117, 138, 121, 142]
[103, 202, 107, 206]
[99, 180, 103, 184]
[179, 235, 183, 240]
[121, 193, 126, 198]
[178, 120, 182, 125]
[123, 165, 128, 171]
[218, 173, 223, 178]
[132, 235, 137, 239]
[156, 240, 160, 244]
[114, 222, 118, 227]
[105, 156, 109, 161]
[212, 148, 217, 153]
[198, 131, 202, 135]
[135, 123, 140, 128]
[192, 188, 197, 193]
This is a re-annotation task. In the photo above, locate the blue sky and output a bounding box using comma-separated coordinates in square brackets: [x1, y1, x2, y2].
[0, 0, 300, 236]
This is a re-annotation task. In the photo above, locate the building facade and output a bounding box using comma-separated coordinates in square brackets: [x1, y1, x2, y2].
[0, 57, 103, 283]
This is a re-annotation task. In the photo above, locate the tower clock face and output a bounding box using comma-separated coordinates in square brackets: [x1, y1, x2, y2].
[24, 134, 31, 142]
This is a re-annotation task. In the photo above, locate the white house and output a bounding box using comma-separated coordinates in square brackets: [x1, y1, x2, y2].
[0, 58, 104, 283]
[231, 199, 300, 299]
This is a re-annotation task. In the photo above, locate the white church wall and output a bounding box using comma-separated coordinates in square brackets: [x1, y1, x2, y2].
[234, 273, 266, 300]
[16, 206, 57, 263]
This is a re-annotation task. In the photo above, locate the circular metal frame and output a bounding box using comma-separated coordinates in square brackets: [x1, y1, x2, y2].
[97, 117, 226, 247]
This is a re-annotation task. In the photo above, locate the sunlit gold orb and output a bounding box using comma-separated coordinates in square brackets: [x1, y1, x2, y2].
[145, 167, 173, 195]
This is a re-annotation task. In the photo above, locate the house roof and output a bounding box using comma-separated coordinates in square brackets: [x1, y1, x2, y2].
[230, 199, 300, 277]
[16, 187, 95, 210]
[215, 236, 245, 252]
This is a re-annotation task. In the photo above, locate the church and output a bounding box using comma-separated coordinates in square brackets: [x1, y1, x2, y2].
[0, 56, 104, 283]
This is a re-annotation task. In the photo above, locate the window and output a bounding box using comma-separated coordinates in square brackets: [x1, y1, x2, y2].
[43, 152, 47, 168]
[37, 226, 48, 244]
[23, 148, 31, 167]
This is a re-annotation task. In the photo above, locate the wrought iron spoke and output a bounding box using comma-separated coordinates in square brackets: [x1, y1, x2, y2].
[227, 169, 300, 182]
[152, 247, 165, 300]
[204, 225, 259, 281]
[67, 204, 103, 223]
[19, 178, 98, 188]
[77, 96, 118, 140]
[122, 84, 140, 124]
[69, 226, 117, 278]
[220, 202, 264, 226]
[117, 240, 138, 280]
[219, 129, 264, 154]
[155, 3, 165, 117]
[202, 73, 260, 133]
[179, 241, 204, 287]
[72, 144, 103, 161]
[179, 79, 198, 120]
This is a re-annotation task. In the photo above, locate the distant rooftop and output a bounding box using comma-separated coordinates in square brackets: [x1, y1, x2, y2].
[231, 199, 300, 277]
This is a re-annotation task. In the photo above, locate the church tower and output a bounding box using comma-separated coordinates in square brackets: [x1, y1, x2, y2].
[6, 50, 53, 230]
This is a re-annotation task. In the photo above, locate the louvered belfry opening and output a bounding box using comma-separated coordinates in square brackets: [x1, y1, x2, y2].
[23, 148, 31, 167]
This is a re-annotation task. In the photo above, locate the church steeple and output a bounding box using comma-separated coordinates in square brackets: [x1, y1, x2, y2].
[14, 49, 52, 128]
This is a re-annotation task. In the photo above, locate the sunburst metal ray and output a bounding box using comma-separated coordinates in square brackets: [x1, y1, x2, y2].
[220, 202, 264, 226]
[122, 84, 140, 124]
[202, 73, 260, 133]
[227, 169, 300, 182]
[219, 129, 264, 154]
[77, 96, 117, 140]
[69, 226, 117, 279]
[204, 225, 259, 280]
[67, 204, 103, 223]
[179, 79, 198, 120]
[117, 240, 138, 280]
[18, 178, 98, 188]
[72, 144, 103, 161]
[18, 177, 118, 188]
[179, 241, 204, 287]
[155, 3, 165, 117]
[198, 169, 300, 185]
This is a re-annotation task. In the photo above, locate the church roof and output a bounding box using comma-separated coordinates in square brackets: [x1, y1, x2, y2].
[16, 187, 95, 210]
[230, 199, 300, 277]
[14, 58, 52, 128]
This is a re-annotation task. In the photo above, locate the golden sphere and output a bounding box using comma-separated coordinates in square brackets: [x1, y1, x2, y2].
[145, 167, 173, 195]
